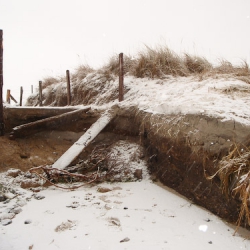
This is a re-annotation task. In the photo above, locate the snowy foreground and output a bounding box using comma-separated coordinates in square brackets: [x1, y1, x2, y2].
[0, 179, 249, 250]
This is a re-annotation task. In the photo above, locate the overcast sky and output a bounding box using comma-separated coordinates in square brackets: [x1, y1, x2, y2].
[1, 0, 250, 99]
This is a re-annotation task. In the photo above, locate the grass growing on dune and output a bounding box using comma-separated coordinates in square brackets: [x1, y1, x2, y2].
[39, 44, 250, 89]
[100, 45, 250, 82]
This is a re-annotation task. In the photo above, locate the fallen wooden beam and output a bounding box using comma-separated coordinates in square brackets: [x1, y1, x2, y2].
[4, 107, 81, 131]
[9, 107, 91, 139]
[52, 107, 117, 170]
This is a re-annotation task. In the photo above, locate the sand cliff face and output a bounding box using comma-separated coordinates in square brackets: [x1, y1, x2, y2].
[112, 110, 250, 226]
[143, 113, 250, 156]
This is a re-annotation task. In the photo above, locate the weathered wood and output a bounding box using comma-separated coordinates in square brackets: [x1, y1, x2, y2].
[39, 81, 42, 106]
[4, 106, 85, 131]
[66, 70, 71, 105]
[6, 89, 10, 104]
[52, 107, 117, 170]
[20, 86, 23, 106]
[9, 107, 91, 139]
[10, 94, 17, 103]
[119, 53, 124, 102]
[0, 29, 3, 135]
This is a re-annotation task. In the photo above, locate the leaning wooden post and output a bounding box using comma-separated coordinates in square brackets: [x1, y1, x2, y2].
[66, 70, 71, 105]
[0, 29, 4, 135]
[20, 86, 23, 106]
[6, 89, 10, 104]
[119, 53, 124, 102]
[10, 93, 17, 104]
[39, 81, 43, 106]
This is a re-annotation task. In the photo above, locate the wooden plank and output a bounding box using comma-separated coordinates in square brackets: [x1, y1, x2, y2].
[52, 108, 117, 170]
[10, 107, 91, 139]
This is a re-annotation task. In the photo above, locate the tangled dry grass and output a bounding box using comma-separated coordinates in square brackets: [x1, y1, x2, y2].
[100, 45, 250, 81]
[35, 44, 250, 90]
[41, 77, 61, 90]
[207, 144, 250, 231]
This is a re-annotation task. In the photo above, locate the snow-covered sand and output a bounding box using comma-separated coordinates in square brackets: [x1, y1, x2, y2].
[1, 180, 249, 250]
[122, 75, 250, 125]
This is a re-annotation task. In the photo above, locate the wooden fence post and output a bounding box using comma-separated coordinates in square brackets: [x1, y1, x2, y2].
[0, 29, 4, 135]
[6, 89, 10, 104]
[66, 70, 71, 105]
[119, 53, 124, 102]
[20, 86, 23, 106]
[39, 81, 43, 106]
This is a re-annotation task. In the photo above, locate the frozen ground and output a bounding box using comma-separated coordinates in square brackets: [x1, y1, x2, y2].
[0, 179, 249, 250]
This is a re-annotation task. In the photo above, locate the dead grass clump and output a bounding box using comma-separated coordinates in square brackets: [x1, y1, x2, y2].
[100, 54, 135, 78]
[132, 46, 189, 78]
[42, 77, 61, 89]
[214, 60, 250, 76]
[71, 64, 94, 82]
[184, 54, 212, 74]
[213, 60, 250, 83]
[208, 145, 250, 230]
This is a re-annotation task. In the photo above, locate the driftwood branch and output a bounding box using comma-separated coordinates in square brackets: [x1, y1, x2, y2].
[29, 165, 100, 190]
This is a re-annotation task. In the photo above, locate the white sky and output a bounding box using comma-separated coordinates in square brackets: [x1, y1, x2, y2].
[0, 0, 250, 100]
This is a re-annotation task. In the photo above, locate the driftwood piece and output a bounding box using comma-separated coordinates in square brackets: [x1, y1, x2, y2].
[52, 107, 117, 170]
[9, 107, 91, 139]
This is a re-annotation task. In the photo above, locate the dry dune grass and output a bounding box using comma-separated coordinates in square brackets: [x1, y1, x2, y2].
[207, 144, 250, 230]
[98, 45, 250, 83]
[71, 65, 94, 82]
[99, 54, 135, 78]
[132, 46, 189, 78]
[41, 77, 61, 89]
[184, 53, 212, 74]
[37, 45, 250, 90]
